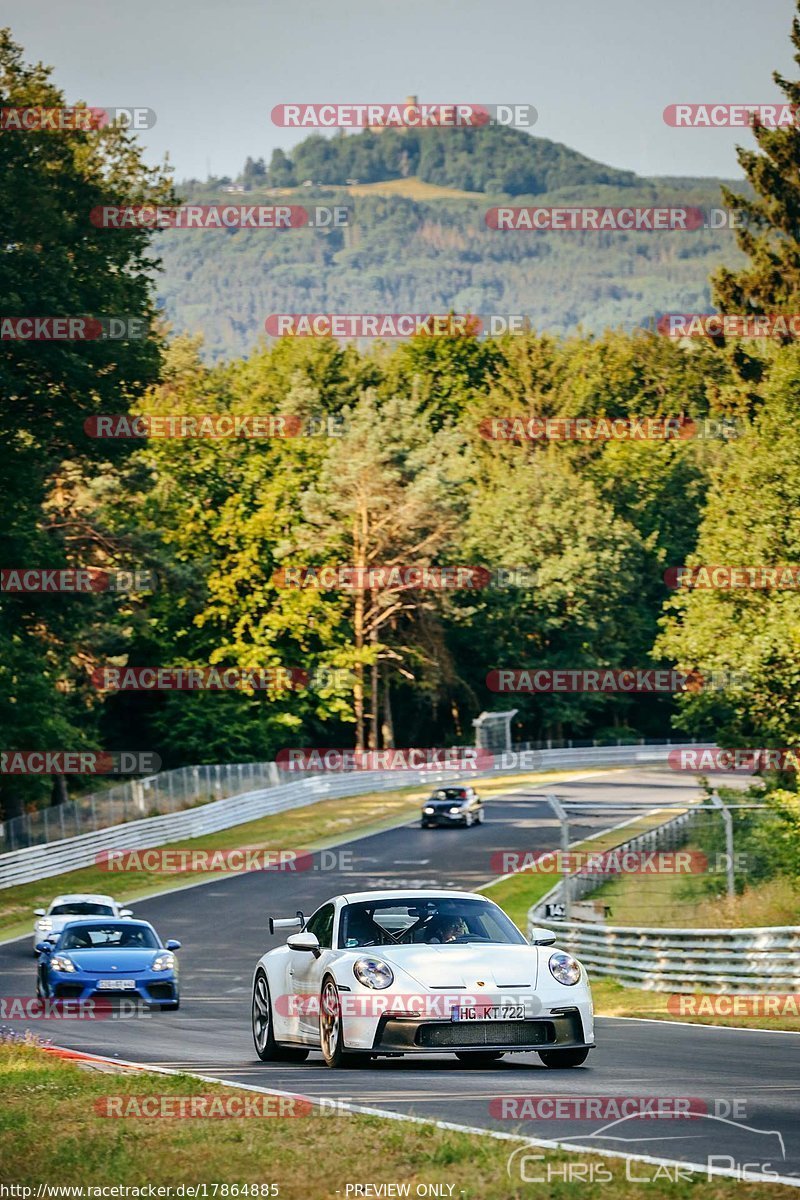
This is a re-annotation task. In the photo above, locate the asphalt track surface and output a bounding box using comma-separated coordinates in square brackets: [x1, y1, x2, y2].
[2, 767, 798, 1184]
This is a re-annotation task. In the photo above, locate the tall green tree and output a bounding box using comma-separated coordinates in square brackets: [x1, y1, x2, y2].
[0, 31, 173, 816]
[712, 2, 800, 317]
[657, 348, 800, 747]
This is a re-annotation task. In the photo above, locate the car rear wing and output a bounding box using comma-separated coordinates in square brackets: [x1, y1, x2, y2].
[269, 911, 305, 934]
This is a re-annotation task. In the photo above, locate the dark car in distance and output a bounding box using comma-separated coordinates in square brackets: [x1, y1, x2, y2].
[421, 786, 484, 828]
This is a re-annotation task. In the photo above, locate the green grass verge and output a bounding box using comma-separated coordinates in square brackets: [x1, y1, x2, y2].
[0, 1041, 794, 1198]
[480, 809, 800, 1033]
[480, 807, 682, 931]
[590, 978, 800, 1033]
[0, 768, 605, 942]
[591, 854, 800, 929]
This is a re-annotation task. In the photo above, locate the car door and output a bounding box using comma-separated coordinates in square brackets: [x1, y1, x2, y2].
[289, 903, 336, 1040]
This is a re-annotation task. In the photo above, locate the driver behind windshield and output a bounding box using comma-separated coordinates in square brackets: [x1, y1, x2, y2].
[426, 915, 468, 943]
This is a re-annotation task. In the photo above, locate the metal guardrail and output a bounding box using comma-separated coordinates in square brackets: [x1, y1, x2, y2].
[530, 918, 800, 993]
[530, 809, 698, 915]
[527, 808, 800, 994]
[0, 741, 705, 890]
[0, 735, 695, 853]
[0, 761, 286, 854]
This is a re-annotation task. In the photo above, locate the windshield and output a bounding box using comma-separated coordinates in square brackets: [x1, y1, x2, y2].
[50, 902, 114, 917]
[430, 789, 468, 802]
[339, 898, 526, 948]
[60, 923, 158, 950]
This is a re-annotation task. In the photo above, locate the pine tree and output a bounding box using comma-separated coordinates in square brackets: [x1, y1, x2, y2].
[712, 3, 800, 314]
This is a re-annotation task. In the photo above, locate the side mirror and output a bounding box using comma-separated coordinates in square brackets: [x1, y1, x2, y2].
[165, 939, 181, 951]
[119, 909, 134, 918]
[36, 941, 53, 954]
[34, 909, 46, 917]
[529, 926, 557, 946]
[287, 931, 321, 957]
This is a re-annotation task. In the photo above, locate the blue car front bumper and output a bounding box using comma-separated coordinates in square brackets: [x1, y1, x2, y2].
[46, 971, 179, 1008]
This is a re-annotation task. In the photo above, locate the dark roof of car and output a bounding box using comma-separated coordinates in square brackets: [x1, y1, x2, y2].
[59, 917, 154, 928]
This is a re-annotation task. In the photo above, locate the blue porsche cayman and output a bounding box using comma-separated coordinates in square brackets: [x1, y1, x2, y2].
[36, 918, 181, 1010]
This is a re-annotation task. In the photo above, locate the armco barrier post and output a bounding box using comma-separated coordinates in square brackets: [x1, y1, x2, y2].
[546, 793, 571, 920]
[710, 792, 736, 898]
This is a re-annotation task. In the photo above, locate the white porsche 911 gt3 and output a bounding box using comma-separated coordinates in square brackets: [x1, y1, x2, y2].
[251, 889, 594, 1068]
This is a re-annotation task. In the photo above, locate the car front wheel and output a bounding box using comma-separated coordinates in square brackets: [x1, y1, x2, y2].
[320, 977, 371, 1068]
[538, 1048, 590, 1068]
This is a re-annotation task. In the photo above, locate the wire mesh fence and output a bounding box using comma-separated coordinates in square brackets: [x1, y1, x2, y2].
[0, 735, 694, 855]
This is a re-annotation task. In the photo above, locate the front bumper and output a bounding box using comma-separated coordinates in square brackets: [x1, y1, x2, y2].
[421, 812, 468, 826]
[48, 974, 179, 1007]
[371, 1007, 591, 1054]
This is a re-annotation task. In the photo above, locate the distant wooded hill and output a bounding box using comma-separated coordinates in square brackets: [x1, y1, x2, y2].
[157, 128, 745, 359]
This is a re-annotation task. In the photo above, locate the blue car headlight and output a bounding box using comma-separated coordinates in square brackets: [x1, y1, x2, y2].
[50, 955, 76, 973]
[152, 952, 175, 972]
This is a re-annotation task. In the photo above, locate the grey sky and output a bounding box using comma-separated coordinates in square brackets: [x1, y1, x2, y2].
[3, 0, 796, 181]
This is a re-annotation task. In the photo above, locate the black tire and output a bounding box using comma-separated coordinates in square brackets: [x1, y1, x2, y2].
[538, 1047, 590, 1068]
[320, 976, 371, 1068]
[455, 1051, 504, 1064]
[252, 969, 309, 1063]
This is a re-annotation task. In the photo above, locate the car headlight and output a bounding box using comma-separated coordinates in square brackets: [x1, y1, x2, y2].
[36, 919, 52, 931]
[423, 806, 435, 814]
[549, 951, 581, 986]
[152, 953, 175, 972]
[50, 955, 76, 973]
[449, 806, 462, 814]
[353, 958, 394, 989]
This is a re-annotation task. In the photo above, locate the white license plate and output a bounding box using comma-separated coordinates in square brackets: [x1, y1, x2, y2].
[97, 979, 136, 990]
[451, 1004, 526, 1021]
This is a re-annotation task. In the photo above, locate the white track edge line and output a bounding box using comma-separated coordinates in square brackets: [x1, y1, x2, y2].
[47, 1045, 800, 1188]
